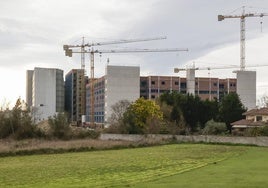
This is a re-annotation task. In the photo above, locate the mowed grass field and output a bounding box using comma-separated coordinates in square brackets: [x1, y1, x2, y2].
[0, 144, 267, 188]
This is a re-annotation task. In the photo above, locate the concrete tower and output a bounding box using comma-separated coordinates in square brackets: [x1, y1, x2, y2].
[236, 70, 256, 110]
[27, 67, 64, 121]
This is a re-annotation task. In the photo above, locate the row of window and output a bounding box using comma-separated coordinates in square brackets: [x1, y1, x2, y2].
[86, 116, 104, 123]
[142, 89, 221, 95]
[141, 81, 180, 86]
[141, 81, 236, 88]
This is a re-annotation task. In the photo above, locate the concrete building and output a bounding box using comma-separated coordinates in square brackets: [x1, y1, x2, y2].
[140, 76, 236, 101]
[236, 70, 256, 110]
[85, 65, 237, 125]
[26, 70, 34, 107]
[65, 69, 87, 124]
[86, 65, 140, 124]
[26, 67, 64, 121]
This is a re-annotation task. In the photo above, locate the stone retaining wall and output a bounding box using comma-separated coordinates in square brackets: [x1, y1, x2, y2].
[100, 134, 268, 147]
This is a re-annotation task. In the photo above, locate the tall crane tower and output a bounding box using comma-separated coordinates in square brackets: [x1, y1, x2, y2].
[218, 6, 268, 70]
[64, 37, 188, 126]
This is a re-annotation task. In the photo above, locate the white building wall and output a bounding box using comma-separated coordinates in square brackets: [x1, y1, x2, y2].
[26, 70, 34, 107]
[32, 68, 58, 121]
[104, 65, 140, 123]
[236, 70, 256, 110]
[186, 68, 195, 95]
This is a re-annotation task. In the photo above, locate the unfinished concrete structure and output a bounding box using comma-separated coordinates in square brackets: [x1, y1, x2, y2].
[86, 65, 140, 124]
[140, 76, 236, 101]
[236, 70, 256, 110]
[65, 69, 87, 124]
[26, 67, 64, 121]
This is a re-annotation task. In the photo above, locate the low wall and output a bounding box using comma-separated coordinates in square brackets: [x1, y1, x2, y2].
[100, 134, 268, 147]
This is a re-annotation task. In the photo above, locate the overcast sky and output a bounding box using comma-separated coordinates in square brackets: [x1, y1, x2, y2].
[1, 0, 268, 107]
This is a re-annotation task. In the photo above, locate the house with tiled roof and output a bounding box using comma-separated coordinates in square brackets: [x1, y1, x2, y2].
[231, 108, 268, 132]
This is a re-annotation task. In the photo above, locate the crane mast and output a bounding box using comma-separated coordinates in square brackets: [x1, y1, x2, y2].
[218, 6, 268, 71]
[64, 37, 188, 127]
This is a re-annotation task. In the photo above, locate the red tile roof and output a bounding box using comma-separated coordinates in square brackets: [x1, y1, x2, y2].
[243, 108, 268, 116]
[231, 119, 253, 126]
[231, 119, 268, 127]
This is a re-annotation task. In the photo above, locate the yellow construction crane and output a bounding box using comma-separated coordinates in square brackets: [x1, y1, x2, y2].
[218, 6, 268, 71]
[64, 37, 188, 126]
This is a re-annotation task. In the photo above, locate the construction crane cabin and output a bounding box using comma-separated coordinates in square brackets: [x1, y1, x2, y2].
[217, 6, 267, 110]
[63, 37, 188, 127]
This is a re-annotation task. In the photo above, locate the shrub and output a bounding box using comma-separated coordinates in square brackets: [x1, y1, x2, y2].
[244, 126, 268, 137]
[0, 98, 38, 139]
[71, 127, 100, 139]
[202, 120, 227, 135]
[48, 113, 71, 140]
[0, 112, 14, 138]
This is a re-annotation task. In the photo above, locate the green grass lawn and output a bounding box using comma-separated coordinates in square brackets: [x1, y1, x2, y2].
[0, 144, 266, 187]
[133, 146, 268, 188]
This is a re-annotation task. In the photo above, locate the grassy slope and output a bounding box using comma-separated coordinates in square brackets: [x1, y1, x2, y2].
[0, 144, 244, 188]
[133, 146, 268, 188]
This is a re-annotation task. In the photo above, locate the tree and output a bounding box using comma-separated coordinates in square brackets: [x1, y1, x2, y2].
[160, 92, 218, 132]
[108, 100, 131, 126]
[202, 120, 227, 135]
[48, 112, 71, 139]
[258, 94, 268, 108]
[219, 93, 246, 132]
[123, 98, 163, 134]
[105, 100, 131, 134]
[0, 98, 36, 139]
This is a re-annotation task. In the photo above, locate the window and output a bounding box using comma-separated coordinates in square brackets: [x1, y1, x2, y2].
[151, 89, 158, 93]
[175, 81, 179, 85]
[161, 81, 165, 85]
[256, 116, 262, 122]
[151, 81, 155, 85]
[199, 90, 209, 94]
[180, 82, 186, 89]
[140, 89, 146, 93]
[213, 83, 217, 87]
[219, 84, 224, 89]
[140, 81, 147, 87]
[151, 95, 155, 99]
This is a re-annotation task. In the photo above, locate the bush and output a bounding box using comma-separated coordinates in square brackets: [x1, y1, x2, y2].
[244, 126, 268, 137]
[0, 98, 38, 139]
[71, 127, 100, 139]
[202, 120, 227, 135]
[48, 113, 71, 140]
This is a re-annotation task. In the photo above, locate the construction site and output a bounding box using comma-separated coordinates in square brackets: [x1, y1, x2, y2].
[26, 7, 268, 127]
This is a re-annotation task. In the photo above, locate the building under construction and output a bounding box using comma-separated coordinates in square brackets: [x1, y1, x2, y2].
[86, 65, 140, 124]
[140, 76, 237, 101]
[26, 67, 64, 122]
[84, 65, 237, 125]
[65, 69, 88, 124]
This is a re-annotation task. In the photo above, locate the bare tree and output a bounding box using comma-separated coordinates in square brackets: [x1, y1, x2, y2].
[258, 95, 268, 108]
[108, 100, 131, 126]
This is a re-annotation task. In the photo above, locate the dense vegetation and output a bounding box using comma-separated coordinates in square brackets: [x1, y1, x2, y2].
[107, 92, 247, 135]
[0, 99, 99, 140]
[0, 92, 264, 139]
